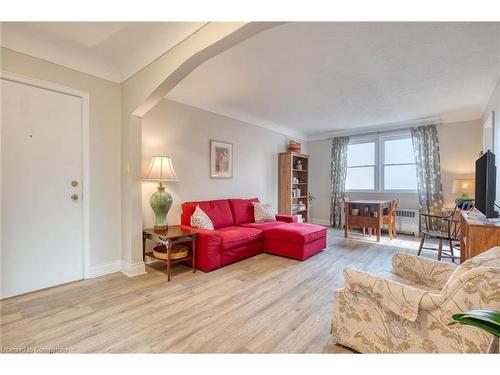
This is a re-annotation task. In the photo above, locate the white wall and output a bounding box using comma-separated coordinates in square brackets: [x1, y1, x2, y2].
[141, 99, 303, 228]
[1, 48, 123, 275]
[482, 79, 500, 202]
[307, 120, 482, 225]
[438, 120, 483, 204]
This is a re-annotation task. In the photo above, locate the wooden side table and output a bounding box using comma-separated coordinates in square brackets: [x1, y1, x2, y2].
[143, 226, 197, 281]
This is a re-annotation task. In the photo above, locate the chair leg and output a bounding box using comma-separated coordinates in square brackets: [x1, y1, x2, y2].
[362, 227, 365, 236]
[438, 238, 443, 261]
[392, 222, 397, 238]
[449, 239, 455, 263]
[417, 234, 425, 256]
[388, 224, 393, 239]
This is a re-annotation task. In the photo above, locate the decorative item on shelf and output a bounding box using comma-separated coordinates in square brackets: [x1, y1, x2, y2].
[210, 140, 233, 178]
[287, 140, 302, 153]
[452, 178, 475, 201]
[292, 188, 300, 197]
[153, 244, 189, 260]
[295, 214, 304, 223]
[294, 160, 303, 170]
[144, 156, 178, 230]
[292, 202, 306, 211]
[351, 208, 359, 216]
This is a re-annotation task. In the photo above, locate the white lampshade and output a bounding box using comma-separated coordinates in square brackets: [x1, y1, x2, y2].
[452, 179, 475, 194]
[144, 156, 178, 181]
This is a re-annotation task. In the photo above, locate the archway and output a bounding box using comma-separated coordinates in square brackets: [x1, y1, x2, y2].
[120, 22, 284, 275]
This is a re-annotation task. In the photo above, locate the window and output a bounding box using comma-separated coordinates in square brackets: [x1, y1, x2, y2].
[383, 137, 417, 190]
[345, 133, 417, 192]
[346, 141, 376, 190]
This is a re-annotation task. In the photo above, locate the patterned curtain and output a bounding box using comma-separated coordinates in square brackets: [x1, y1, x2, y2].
[330, 136, 349, 227]
[411, 125, 444, 217]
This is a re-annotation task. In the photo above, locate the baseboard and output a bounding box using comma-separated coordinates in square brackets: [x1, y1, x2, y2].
[310, 218, 331, 226]
[87, 260, 122, 278]
[121, 260, 146, 277]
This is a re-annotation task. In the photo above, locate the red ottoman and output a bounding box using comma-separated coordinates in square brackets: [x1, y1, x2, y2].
[264, 223, 327, 260]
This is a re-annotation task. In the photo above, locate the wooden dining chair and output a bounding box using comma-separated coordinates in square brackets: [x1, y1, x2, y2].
[382, 199, 399, 239]
[366, 199, 398, 238]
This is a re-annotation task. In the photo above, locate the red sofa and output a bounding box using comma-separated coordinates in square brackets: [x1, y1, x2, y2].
[180, 198, 327, 272]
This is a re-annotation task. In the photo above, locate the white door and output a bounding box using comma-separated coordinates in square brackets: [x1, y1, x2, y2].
[1, 78, 84, 298]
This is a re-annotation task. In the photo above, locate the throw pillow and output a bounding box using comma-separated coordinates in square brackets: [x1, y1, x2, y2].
[252, 202, 276, 223]
[190, 205, 214, 230]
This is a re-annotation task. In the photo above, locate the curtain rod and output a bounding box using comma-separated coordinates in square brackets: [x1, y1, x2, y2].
[324, 118, 443, 139]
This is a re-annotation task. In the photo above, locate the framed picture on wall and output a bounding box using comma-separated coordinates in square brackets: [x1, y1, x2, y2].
[210, 140, 233, 178]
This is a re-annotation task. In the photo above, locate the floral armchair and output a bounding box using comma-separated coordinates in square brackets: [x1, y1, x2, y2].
[331, 247, 500, 353]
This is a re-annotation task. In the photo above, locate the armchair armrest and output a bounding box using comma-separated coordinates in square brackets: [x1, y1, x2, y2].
[419, 267, 500, 315]
[344, 268, 429, 321]
[275, 214, 297, 223]
[441, 267, 500, 307]
[392, 252, 456, 290]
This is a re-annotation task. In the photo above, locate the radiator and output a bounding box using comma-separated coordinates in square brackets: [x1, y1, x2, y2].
[395, 208, 419, 236]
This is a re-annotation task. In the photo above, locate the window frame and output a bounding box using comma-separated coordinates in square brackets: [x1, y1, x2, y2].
[345, 131, 417, 195]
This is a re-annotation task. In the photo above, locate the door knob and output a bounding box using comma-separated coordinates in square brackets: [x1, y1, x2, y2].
[71, 194, 79, 201]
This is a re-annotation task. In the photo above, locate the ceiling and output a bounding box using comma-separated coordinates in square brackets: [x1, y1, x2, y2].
[1, 22, 206, 82]
[2, 22, 499, 139]
[167, 22, 500, 139]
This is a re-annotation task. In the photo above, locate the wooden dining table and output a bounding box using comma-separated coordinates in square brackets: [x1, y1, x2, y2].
[344, 200, 392, 242]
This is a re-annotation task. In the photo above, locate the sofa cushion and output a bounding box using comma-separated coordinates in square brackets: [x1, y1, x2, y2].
[265, 223, 327, 244]
[253, 202, 277, 222]
[228, 198, 259, 225]
[218, 226, 263, 250]
[239, 221, 287, 232]
[190, 205, 214, 230]
[181, 199, 234, 229]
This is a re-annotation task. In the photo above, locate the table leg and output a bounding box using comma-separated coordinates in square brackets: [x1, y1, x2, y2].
[344, 202, 349, 238]
[377, 204, 382, 242]
[166, 239, 171, 282]
[142, 233, 146, 262]
[192, 237, 197, 273]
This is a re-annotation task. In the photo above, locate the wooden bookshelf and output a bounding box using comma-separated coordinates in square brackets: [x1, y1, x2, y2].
[278, 152, 309, 223]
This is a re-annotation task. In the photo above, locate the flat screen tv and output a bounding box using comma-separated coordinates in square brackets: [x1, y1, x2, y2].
[475, 150, 499, 218]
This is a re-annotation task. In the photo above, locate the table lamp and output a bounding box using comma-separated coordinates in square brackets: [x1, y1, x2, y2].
[452, 179, 475, 201]
[144, 156, 178, 230]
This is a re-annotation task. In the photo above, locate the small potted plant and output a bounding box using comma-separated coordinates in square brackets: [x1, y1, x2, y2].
[308, 192, 315, 206]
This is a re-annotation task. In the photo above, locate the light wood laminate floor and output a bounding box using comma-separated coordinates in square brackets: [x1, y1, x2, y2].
[1, 229, 444, 353]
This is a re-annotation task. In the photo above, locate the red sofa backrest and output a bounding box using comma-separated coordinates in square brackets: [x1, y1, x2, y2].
[228, 198, 259, 225]
[181, 199, 234, 229]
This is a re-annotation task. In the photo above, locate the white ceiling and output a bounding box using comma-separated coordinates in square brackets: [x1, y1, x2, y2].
[167, 22, 500, 139]
[1, 22, 206, 82]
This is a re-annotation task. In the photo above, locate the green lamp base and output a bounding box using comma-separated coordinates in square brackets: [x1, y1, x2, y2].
[150, 183, 172, 231]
